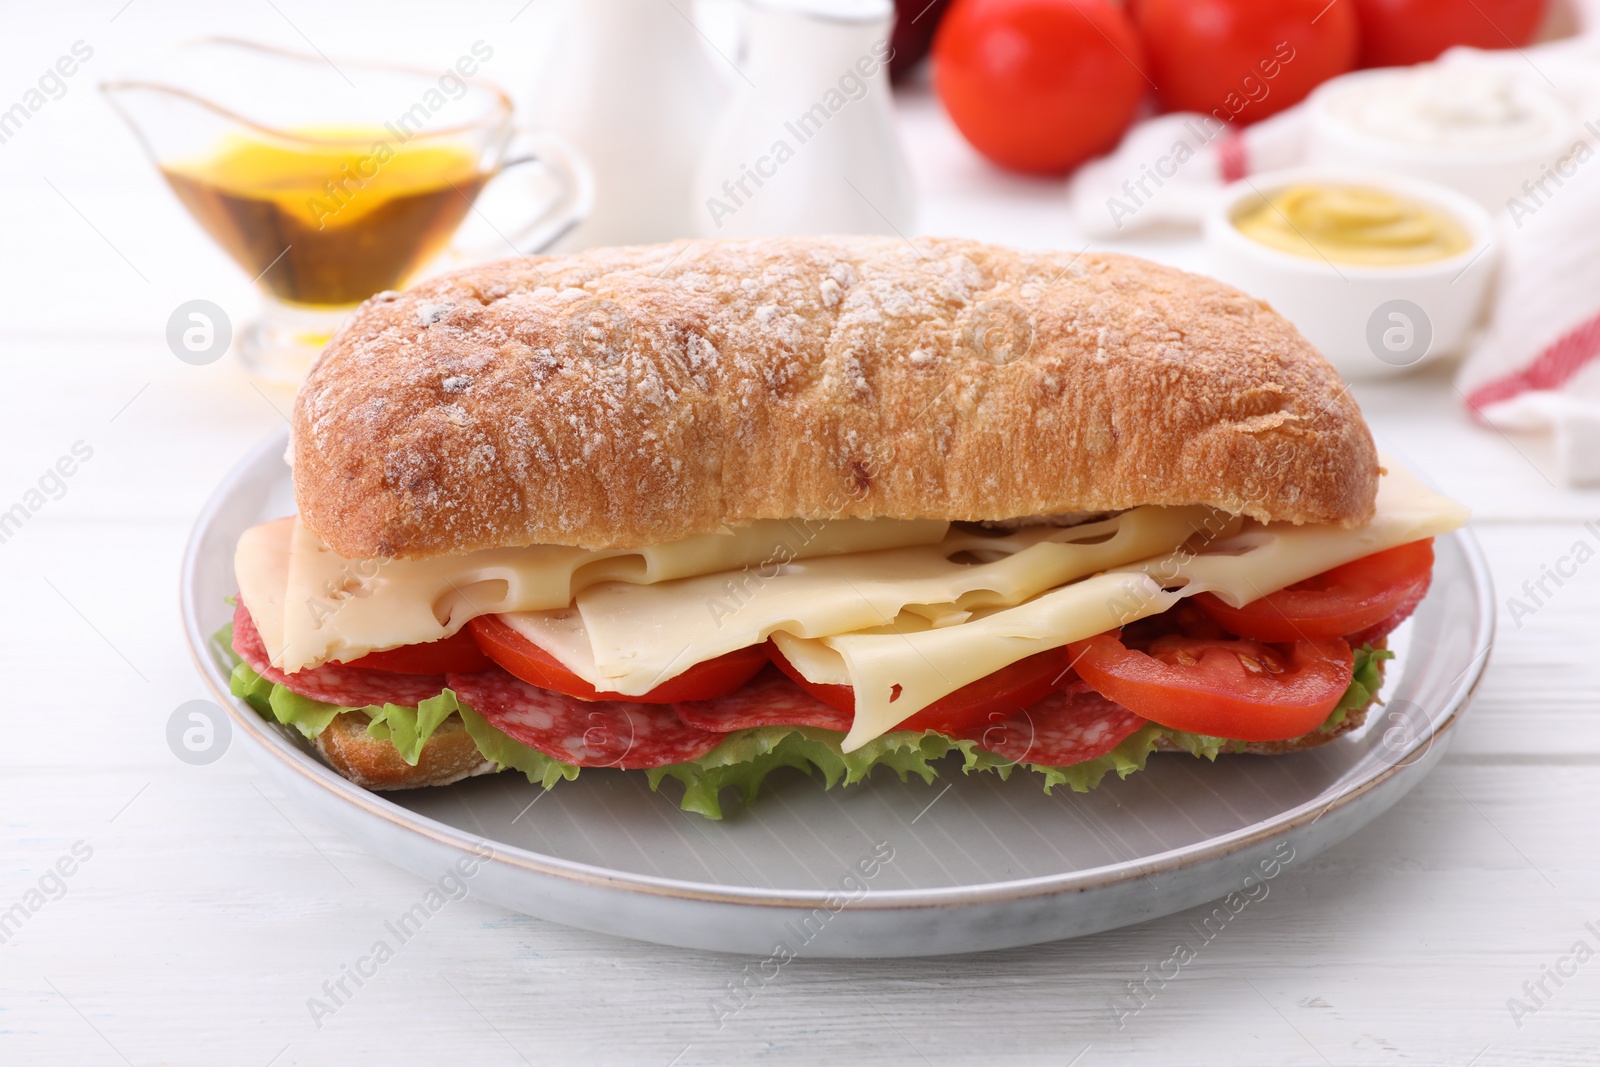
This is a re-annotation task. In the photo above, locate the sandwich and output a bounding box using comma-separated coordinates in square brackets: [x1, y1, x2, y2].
[219, 236, 1468, 819]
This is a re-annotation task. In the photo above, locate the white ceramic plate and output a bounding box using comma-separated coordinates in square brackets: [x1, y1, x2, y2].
[182, 429, 1494, 958]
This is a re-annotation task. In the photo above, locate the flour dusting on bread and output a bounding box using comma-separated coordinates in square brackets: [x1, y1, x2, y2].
[293, 237, 1378, 560]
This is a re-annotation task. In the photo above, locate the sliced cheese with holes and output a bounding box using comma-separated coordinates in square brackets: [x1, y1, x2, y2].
[813, 456, 1469, 750]
[1149, 460, 1471, 607]
[235, 515, 948, 669]
[235, 450, 1468, 755]
[235, 516, 295, 664]
[769, 630, 852, 686]
[498, 506, 1218, 696]
[819, 573, 1179, 750]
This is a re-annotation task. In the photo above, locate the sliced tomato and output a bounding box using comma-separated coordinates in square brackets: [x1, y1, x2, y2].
[339, 628, 493, 675]
[1191, 539, 1434, 642]
[467, 614, 768, 704]
[1346, 577, 1428, 647]
[767, 640, 1077, 736]
[1067, 630, 1353, 742]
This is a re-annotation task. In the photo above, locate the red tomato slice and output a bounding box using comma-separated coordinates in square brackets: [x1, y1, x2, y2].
[767, 640, 1077, 736]
[1346, 577, 1428, 647]
[1191, 539, 1434, 642]
[339, 628, 493, 675]
[467, 614, 768, 704]
[1067, 630, 1353, 741]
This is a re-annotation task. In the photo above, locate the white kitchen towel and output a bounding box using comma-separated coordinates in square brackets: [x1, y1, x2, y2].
[1065, 108, 1303, 237]
[1064, 0, 1600, 485]
[1453, 23, 1600, 485]
[1458, 142, 1600, 485]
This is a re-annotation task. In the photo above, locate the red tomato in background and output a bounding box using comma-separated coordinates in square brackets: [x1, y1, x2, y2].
[1135, 0, 1358, 124]
[934, 0, 1149, 175]
[1352, 0, 1549, 67]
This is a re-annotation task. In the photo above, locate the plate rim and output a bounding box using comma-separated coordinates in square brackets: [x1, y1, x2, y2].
[182, 427, 1496, 912]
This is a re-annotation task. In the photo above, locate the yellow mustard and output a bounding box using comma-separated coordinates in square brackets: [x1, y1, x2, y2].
[1232, 184, 1472, 266]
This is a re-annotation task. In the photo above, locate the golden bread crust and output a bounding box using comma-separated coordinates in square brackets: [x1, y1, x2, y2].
[293, 237, 1378, 559]
[311, 713, 493, 790]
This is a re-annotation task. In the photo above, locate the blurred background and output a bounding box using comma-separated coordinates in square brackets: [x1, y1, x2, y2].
[8, 0, 1598, 479]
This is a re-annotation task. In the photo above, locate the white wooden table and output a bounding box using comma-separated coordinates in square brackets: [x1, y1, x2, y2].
[4, 5, 1598, 1065]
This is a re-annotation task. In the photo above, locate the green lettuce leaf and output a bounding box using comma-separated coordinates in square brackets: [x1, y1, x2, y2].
[645, 723, 1236, 819]
[1325, 643, 1395, 733]
[226, 658, 464, 767]
[364, 691, 470, 765]
[647, 727, 980, 819]
[213, 622, 1387, 820]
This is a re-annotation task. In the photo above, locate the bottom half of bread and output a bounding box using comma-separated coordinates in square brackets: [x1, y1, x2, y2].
[312, 712, 495, 790]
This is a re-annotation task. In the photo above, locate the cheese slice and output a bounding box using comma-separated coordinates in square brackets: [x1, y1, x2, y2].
[236, 515, 948, 669]
[815, 573, 1175, 749]
[813, 456, 1469, 750]
[235, 516, 295, 663]
[500, 505, 1218, 696]
[235, 450, 1468, 757]
[1149, 460, 1471, 607]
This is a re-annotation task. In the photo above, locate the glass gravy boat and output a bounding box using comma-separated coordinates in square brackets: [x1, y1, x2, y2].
[104, 38, 591, 383]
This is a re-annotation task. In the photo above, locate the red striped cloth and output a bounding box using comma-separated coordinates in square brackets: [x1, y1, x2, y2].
[1464, 310, 1600, 417]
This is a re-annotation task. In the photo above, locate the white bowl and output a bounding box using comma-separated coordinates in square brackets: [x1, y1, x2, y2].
[1304, 67, 1574, 213]
[1203, 168, 1498, 380]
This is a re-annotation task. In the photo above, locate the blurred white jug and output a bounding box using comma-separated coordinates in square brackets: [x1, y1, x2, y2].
[531, 0, 729, 248]
[692, 0, 917, 238]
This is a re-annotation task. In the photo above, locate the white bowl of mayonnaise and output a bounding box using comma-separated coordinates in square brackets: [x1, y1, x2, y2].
[1305, 65, 1575, 213]
[1204, 167, 1497, 380]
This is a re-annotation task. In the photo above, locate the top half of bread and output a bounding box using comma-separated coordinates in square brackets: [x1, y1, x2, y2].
[292, 236, 1379, 560]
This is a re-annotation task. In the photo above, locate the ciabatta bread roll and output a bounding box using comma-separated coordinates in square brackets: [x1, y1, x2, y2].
[293, 237, 1378, 560]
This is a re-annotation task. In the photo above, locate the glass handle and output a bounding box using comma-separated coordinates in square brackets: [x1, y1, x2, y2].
[453, 129, 595, 259]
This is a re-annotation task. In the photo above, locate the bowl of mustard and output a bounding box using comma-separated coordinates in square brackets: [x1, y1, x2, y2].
[1204, 168, 1497, 379]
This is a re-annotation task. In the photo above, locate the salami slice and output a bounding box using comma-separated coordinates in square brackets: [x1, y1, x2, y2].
[448, 666, 725, 769]
[673, 667, 852, 733]
[954, 681, 1147, 767]
[232, 602, 450, 708]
